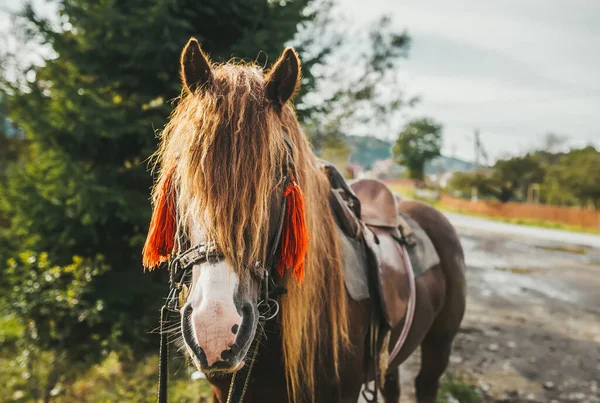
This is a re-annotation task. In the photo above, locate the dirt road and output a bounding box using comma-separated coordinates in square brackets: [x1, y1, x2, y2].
[396, 214, 600, 402]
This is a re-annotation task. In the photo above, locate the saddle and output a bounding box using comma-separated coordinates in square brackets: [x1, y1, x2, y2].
[322, 162, 412, 328]
[350, 179, 411, 328]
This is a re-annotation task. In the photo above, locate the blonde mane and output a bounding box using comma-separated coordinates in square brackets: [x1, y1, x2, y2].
[152, 60, 349, 401]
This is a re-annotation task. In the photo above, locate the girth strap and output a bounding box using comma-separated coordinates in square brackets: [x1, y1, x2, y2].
[387, 248, 416, 365]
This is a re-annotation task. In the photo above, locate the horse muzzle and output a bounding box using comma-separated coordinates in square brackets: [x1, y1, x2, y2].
[181, 302, 256, 373]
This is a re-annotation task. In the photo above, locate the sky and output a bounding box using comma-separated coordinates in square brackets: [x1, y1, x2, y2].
[340, 0, 600, 161]
[1, 0, 598, 162]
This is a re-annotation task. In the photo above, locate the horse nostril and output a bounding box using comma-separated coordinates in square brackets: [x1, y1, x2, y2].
[220, 348, 234, 362]
[231, 324, 239, 335]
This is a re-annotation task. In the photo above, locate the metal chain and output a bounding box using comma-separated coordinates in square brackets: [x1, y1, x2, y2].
[226, 326, 264, 403]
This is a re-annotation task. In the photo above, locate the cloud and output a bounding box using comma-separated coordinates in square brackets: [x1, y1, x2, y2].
[340, 0, 600, 160]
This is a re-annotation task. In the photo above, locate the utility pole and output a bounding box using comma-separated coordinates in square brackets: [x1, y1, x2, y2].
[473, 129, 489, 172]
[474, 129, 480, 172]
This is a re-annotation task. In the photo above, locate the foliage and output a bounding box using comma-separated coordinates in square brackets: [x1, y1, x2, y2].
[0, 347, 212, 402]
[0, 0, 416, 398]
[297, 7, 414, 145]
[65, 352, 212, 402]
[2, 252, 108, 400]
[0, 0, 328, 397]
[0, 105, 25, 182]
[546, 146, 600, 208]
[0, 100, 26, 264]
[447, 154, 545, 203]
[445, 146, 600, 207]
[436, 373, 483, 403]
[489, 154, 546, 202]
[0, 0, 316, 350]
[446, 171, 479, 198]
[392, 118, 442, 180]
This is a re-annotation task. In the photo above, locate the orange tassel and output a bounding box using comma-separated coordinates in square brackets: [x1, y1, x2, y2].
[142, 167, 177, 269]
[277, 177, 310, 283]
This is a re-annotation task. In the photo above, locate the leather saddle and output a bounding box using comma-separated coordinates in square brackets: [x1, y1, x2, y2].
[322, 162, 412, 329]
[350, 179, 411, 328]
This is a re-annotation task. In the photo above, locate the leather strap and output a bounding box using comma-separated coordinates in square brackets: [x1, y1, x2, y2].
[387, 244, 416, 365]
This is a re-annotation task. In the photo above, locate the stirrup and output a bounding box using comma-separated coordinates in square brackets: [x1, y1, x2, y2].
[361, 385, 378, 402]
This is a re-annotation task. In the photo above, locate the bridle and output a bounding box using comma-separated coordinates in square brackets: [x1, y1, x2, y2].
[157, 138, 293, 403]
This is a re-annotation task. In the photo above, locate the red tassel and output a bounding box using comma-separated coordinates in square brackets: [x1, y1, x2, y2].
[277, 177, 310, 283]
[142, 167, 177, 269]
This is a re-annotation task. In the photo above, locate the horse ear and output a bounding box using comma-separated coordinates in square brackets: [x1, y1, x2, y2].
[180, 38, 212, 93]
[265, 47, 301, 106]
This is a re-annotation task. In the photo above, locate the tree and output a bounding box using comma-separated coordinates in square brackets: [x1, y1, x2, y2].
[446, 171, 478, 197]
[392, 118, 442, 180]
[487, 154, 546, 202]
[4, 252, 108, 401]
[0, 0, 318, 376]
[294, 9, 414, 148]
[0, 0, 415, 391]
[447, 154, 546, 203]
[0, 100, 26, 269]
[547, 146, 600, 207]
[0, 107, 25, 180]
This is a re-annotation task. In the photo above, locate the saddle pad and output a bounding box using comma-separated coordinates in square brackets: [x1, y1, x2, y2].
[339, 228, 371, 301]
[401, 213, 440, 277]
[341, 213, 439, 302]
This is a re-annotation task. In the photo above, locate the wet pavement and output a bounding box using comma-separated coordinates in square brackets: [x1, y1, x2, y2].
[446, 212, 600, 249]
[365, 213, 600, 402]
[452, 215, 600, 315]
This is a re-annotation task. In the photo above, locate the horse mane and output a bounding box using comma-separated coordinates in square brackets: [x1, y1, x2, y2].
[152, 60, 349, 402]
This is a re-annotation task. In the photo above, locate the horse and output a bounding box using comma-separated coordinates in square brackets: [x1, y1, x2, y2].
[142, 37, 466, 403]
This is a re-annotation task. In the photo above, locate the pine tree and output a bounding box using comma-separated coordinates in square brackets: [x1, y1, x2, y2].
[0, 1, 413, 394]
[1, 0, 313, 363]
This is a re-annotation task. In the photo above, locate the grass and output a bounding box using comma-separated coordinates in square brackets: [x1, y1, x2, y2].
[495, 266, 542, 275]
[0, 347, 213, 402]
[535, 244, 589, 255]
[66, 352, 213, 402]
[437, 373, 483, 403]
[450, 210, 600, 234]
[0, 310, 212, 403]
[388, 183, 417, 199]
[0, 314, 23, 343]
[387, 184, 600, 235]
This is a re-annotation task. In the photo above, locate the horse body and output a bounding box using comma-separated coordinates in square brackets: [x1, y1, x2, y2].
[144, 38, 466, 403]
[205, 200, 465, 403]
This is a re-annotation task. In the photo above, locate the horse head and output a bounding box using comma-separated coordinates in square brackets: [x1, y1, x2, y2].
[143, 38, 349, 401]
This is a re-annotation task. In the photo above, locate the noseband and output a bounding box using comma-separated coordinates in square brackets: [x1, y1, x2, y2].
[168, 169, 290, 320]
[157, 137, 294, 403]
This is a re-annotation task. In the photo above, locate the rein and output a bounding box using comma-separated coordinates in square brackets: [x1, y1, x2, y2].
[157, 175, 291, 403]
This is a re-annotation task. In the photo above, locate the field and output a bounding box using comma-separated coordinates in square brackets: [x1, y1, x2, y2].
[387, 184, 600, 234]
